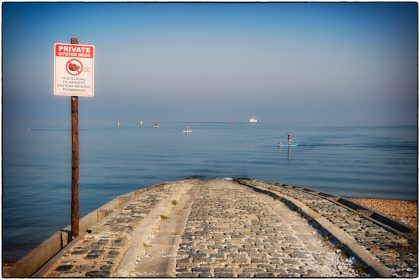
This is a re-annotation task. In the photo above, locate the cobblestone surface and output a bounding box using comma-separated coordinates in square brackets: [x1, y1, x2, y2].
[246, 180, 418, 277]
[43, 183, 176, 277]
[38, 178, 413, 278]
[175, 180, 362, 277]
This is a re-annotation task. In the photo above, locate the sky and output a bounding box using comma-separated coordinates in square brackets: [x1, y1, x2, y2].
[2, 2, 418, 126]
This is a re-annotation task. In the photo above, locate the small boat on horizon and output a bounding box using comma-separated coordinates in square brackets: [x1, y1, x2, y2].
[249, 117, 258, 123]
[153, 122, 159, 128]
[117, 121, 121, 127]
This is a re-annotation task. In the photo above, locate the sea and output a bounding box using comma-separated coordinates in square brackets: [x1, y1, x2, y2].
[2, 122, 418, 262]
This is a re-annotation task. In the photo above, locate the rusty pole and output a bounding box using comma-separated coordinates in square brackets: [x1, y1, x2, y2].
[70, 37, 79, 238]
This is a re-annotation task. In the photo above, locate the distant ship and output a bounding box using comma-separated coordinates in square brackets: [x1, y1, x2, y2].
[249, 117, 258, 123]
[153, 122, 159, 128]
[117, 121, 121, 127]
[139, 121, 143, 126]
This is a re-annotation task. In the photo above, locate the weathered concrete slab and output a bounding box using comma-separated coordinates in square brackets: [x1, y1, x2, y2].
[119, 179, 198, 277]
[32, 179, 417, 278]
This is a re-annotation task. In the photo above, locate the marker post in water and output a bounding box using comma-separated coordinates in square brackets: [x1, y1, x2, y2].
[54, 37, 95, 238]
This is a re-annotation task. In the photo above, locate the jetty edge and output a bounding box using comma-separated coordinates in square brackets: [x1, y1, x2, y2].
[4, 178, 417, 277]
[234, 179, 413, 277]
[3, 181, 172, 277]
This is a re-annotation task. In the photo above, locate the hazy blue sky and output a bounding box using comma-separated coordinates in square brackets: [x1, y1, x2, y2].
[3, 3, 418, 125]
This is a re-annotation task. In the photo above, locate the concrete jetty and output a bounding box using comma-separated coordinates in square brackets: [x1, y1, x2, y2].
[8, 179, 418, 277]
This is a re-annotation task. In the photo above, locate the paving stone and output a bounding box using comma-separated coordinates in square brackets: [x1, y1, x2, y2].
[55, 264, 73, 272]
[237, 273, 254, 277]
[243, 267, 265, 273]
[85, 270, 110, 277]
[254, 272, 275, 277]
[189, 252, 207, 258]
[100, 265, 111, 271]
[71, 249, 87, 255]
[84, 253, 101, 260]
[176, 267, 190, 273]
[192, 267, 210, 273]
[214, 272, 235, 277]
[209, 252, 225, 258]
[177, 272, 198, 277]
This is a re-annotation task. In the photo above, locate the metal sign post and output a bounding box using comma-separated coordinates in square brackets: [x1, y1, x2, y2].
[70, 37, 80, 238]
[54, 37, 95, 239]
[71, 94, 79, 238]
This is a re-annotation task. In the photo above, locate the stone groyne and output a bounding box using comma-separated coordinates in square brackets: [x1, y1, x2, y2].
[5, 179, 418, 277]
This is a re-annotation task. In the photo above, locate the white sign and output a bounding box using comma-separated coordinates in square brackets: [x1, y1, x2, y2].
[54, 43, 95, 97]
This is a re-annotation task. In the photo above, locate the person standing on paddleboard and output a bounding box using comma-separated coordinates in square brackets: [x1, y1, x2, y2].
[287, 132, 292, 145]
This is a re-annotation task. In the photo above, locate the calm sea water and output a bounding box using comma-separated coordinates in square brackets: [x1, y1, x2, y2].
[2, 122, 418, 261]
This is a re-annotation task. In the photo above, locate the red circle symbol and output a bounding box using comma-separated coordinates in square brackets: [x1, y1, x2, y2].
[66, 59, 83, 76]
